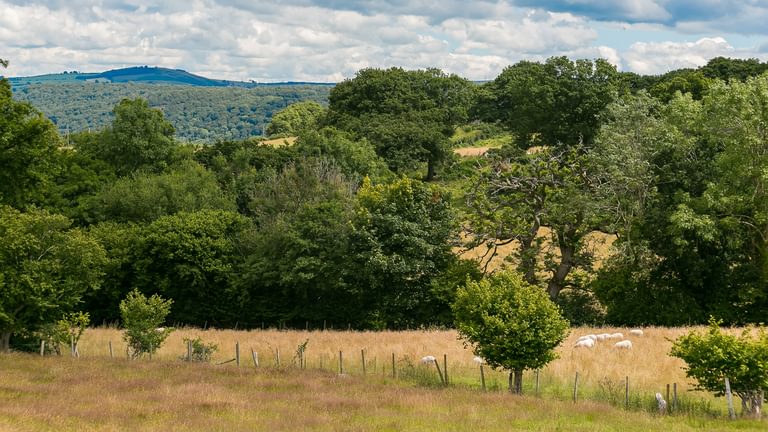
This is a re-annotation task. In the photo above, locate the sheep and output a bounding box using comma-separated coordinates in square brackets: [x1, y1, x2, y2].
[609, 332, 624, 339]
[473, 356, 485, 365]
[614, 340, 633, 349]
[420, 355, 436, 364]
[629, 329, 644, 337]
[576, 334, 597, 342]
[574, 338, 596, 348]
[154, 327, 166, 333]
[596, 333, 611, 341]
[655, 392, 667, 413]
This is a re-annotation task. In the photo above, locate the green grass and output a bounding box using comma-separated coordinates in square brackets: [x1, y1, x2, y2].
[0, 353, 765, 431]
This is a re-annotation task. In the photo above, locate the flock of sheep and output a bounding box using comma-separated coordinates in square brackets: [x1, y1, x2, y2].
[573, 329, 644, 349]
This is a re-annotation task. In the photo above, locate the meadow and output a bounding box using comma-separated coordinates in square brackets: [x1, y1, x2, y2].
[1, 326, 764, 431]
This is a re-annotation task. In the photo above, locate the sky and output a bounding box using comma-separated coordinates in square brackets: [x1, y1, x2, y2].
[2, 0, 768, 82]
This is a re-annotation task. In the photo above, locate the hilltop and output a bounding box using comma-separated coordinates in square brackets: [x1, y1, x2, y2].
[7, 66, 334, 89]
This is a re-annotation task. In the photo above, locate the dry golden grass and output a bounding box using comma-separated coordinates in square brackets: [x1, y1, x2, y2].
[1, 348, 763, 432]
[76, 327, 712, 401]
[262, 136, 297, 147]
[453, 146, 492, 157]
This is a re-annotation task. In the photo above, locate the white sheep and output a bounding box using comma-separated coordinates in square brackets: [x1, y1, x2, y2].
[420, 355, 436, 364]
[609, 332, 624, 339]
[655, 392, 667, 413]
[154, 327, 166, 333]
[473, 356, 485, 364]
[574, 338, 596, 348]
[629, 329, 644, 337]
[577, 334, 597, 342]
[614, 340, 633, 349]
[596, 333, 611, 341]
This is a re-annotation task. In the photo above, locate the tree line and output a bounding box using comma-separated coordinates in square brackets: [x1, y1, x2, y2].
[2, 56, 768, 351]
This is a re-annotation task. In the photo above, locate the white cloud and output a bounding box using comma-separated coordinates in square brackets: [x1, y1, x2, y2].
[1, 0, 767, 82]
[623, 37, 745, 75]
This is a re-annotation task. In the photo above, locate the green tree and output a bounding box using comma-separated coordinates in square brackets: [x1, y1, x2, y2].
[81, 98, 177, 175]
[132, 209, 250, 326]
[670, 318, 768, 417]
[477, 56, 619, 148]
[0, 206, 106, 351]
[349, 176, 458, 327]
[266, 100, 325, 137]
[467, 145, 602, 300]
[0, 73, 61, 209]
[294, 127, 391, 181]
[240, 158, 361, 326]
[120, 289, 173, 359]
[327, 67, 473, 180]
[82, 160, 235, 223]
[453, 270, 569, 394]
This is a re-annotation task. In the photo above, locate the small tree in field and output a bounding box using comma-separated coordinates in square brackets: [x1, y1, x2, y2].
[120, 289, 173, 359]
[453, 271, 570, 394]
[670, 318, 768, 417]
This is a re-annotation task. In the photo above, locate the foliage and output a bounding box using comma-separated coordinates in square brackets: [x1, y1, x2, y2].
[476, 56, 620, 148]
[38, 311, 90, 356]
[119, 289, 173, 359]
[453, 270, 569, 393]
[0, 77, 61, 209]
[81, 159, 236, 223]
[327, 67, 473, 180]
[12, 82, 331, 142]
[80, 98, 177, 175]
[670, 318, 768, 416]
[350, 176, 458, 328]
[0, 206, 106, 351]
[132, 210, 251, 326]
[266, 100, 325, 137]
[294, 127, 391, 182]
[180, 336, 218, 362]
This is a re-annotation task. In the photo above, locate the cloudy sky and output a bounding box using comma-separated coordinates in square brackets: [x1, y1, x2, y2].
[2, 0, 768, 82]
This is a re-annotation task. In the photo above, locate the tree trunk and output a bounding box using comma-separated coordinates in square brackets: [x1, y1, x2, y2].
[426, 158, 436, 182]
[547, 229, 576, 300]
[509, 369, 524, 394]
[518, 216, 542, 285]
[1, 331, 11, 352]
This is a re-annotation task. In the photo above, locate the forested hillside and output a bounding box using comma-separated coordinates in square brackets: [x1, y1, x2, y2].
[12, 82, 331, 142]
[3, 55, 768, 352]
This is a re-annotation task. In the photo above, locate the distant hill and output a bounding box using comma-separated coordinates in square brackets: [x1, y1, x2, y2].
[7, 66, 334, 142]
[8, 66, 334, 89]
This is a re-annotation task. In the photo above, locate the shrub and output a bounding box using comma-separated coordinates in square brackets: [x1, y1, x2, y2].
[180, 337, 217, 362]
[38, 311, 90, 355]
[670, 317, 768, 417]
[119, 289, 173, 359]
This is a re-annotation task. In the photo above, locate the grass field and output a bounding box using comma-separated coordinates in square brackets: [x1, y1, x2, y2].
[0, 326, 759, 430]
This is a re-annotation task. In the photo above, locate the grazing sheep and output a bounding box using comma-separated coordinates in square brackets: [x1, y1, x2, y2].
[629, 329, 644, 337]
[420, 355, 436, 364]
[609, 332, 624, 339]
[473, 356, 485, 364]
[154, 327, 166, 333]
[596, 333, 611, 341]
[614, 340, 633, 349]
[577, 334, 597, 342]
[574, 338, 596, 348]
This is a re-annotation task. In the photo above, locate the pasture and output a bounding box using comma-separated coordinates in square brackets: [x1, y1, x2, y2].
[1, 327, 765, 431]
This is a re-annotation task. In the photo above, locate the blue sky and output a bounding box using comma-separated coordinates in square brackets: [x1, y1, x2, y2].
[2, 0, 767, 82]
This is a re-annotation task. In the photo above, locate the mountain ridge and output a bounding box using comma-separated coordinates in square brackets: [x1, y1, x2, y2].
[6, 66, 335, 88]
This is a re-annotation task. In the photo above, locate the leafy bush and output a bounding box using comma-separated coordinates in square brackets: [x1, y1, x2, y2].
[38, 311, 90, 355]
[453, 270, 570, 394]
[180, 337, 218, 362]
[119, 289, 173, 359]
[670, 318, 768, 417]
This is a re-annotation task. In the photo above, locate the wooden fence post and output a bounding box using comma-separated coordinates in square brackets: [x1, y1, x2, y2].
[339, 350, 344, 374]
[480, 364, 486, 391]
[443, 354, 449, 385]
[625, 376, 629, 409]
[187, 340, 192, 362]
[109, 340, 114, 359]
[573, 372, 579, 402]
[725, 377, 736, 419]
[276, 348, 281, 368]
[236, 341, 240, 367]
[361, 350, 366, 375]
[392, 353, 396, 378]
[673, 383, 678, 413]
[433, 360, 445, 385]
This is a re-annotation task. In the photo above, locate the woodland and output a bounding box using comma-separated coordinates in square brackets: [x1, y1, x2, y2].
[2, 56, 768, 351]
